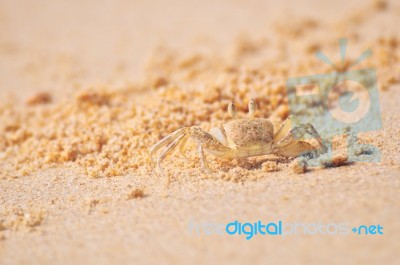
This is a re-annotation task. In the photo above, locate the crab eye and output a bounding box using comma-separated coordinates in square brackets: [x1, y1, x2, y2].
[228, 102, 237, 118]
[248, 98, 257, 118]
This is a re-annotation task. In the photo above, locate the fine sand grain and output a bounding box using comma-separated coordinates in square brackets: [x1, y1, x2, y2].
[0, 0, 399, 264]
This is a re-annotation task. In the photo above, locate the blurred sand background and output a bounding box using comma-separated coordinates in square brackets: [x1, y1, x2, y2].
[0, 0, 400, 264]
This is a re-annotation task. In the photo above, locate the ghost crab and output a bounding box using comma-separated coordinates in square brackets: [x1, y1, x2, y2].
[150, 99, 327, 176]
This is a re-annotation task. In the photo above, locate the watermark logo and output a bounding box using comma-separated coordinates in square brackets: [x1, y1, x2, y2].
[187, 219, 384, 240]
[286, 39, 382, 164]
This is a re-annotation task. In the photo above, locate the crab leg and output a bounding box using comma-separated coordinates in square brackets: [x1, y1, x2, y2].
[274, 140, 317, 158]
[178, 135, 190, 161]
[273, 115, 299, 143]
[274, 115, 328, 154]
[149, 127, 188, 164]
[198, 144, 211, 173]
[150, 126, 231, 178]
[155, 133, 186, 178]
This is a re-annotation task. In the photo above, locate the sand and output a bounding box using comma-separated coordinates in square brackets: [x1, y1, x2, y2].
[0, 0, 399, 264]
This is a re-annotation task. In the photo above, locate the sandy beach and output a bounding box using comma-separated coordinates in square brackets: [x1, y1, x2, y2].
[0, 0, 399, 264]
